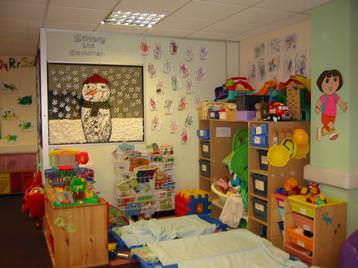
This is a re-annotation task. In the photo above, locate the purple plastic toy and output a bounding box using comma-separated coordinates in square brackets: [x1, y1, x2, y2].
[339, 230, 358, 268]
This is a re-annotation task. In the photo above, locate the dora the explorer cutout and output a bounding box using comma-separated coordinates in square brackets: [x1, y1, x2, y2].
[315, 69, 348, 141]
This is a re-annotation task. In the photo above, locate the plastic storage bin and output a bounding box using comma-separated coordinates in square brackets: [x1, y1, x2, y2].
[251, 124, 269, 136]
[200, 141, 211, 158]
[199, 160, 211, 178]
[292, 213, 314, 233]
[252, 197, 267, 221]
[287, 227, 314, 251]
[197, 129, 210, 140]
[250, 134, 269, 148]
[258, 150, 268, 170]
[252, 174, 268, 196]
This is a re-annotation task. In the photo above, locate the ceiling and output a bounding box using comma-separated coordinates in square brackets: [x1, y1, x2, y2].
[0, 0, 332, 56]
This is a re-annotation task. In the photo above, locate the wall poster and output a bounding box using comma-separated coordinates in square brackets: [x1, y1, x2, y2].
[47, 63, 144, 145]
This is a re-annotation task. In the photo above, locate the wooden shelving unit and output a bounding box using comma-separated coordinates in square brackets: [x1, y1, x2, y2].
[284, 197, 346, 267]
[43, 189, 108, 268]
[248, 120, 310, 249]
[198, 118, 248, 193]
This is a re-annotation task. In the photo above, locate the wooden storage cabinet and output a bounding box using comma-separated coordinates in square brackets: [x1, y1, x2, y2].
[248, 121, 309, 247]
[284, 196, 346, 268]
[43, 191, 108, 268]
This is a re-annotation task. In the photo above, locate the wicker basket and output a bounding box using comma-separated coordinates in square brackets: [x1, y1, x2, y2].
[211, 183, 240, 207]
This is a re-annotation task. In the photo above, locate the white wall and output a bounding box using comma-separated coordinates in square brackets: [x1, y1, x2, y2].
[42, 29, 239, 205]
[240, 19, 311, 91]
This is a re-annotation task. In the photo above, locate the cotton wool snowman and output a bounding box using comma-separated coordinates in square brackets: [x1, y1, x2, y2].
[80, 74, 112, 143]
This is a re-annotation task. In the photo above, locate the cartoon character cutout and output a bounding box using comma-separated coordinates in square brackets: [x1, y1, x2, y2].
[181, 128, 189, 144]
[151, 115, 162, 131]
[153, 44, 162, 60]
[147, 63, 156, 79]
[171, 75, 181, 91]
[139, 40, 150, 56]
[164, 99, 174, 115]
[185, 47, 193, 62]
[169, 40, 178, 55]
[156, 81, 165, 95]
[315, 69, 348, 141]
[178, 96, 188, 111]
[200, 47, 208, 60]
[149, 97, 158, 111]
[186, 79, 193, 95]
[179, 63, 190, 78]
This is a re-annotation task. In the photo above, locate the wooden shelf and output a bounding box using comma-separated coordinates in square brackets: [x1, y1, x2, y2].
[250, 169, 269, 176]
[249, 216, 267, 226]
[199, 156, 210, 161]
[200, 175, 211, 181]
[250, 146, 268, 151]
[43, 229, 56, 267]
[249, 192, 268, 201]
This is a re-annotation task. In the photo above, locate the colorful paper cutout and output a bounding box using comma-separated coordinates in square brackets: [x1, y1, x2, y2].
[19, 121, 33, 131]
[195, 67, 206, 81]
[315, 69, 348, 141]
[178, 96, 188, 111]
[184, 114, 194, 128]
[163, 59, 173, 74]
[195, 96, 202, 108]
[1, 82, 17, 92]
[181, 128, 189, 144]
[171, 75, 181, 90]
[185, 47, 193, 62]
[17, 95, 32, 105]
[5, 134, 18, 143]
[186, 79, 193, 95]
[200, 47, 208, 60]
[151, 115, 162, 131]
[179, 63, 190, 78]
[140, 40, 150, 56]
[169, 119, 179, 134]
[1, 109, 18, 120]
[156, 81, 165, 95]
[164, 99, 174, 115]
[149, 97, 158, 111]
[147, 63, 157, 79]
[154, 44, 162, 60]
[169, 40, 178, 55]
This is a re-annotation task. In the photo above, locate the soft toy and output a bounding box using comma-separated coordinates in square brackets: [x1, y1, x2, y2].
[283, 178, 301, 195]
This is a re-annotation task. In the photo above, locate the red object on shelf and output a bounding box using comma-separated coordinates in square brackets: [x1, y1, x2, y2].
[58, 165, 74, 171]
[22, 170, 45, 218]
[22, 172, 34, 192]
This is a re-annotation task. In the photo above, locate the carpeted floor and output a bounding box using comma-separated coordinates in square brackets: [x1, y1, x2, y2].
[0, 194, 52, 268]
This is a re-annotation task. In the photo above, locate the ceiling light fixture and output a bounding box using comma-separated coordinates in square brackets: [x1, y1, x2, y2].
[101, 10, 165, 28]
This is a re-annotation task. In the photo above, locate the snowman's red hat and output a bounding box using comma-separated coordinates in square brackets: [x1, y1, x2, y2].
[83, 74, 109, 85]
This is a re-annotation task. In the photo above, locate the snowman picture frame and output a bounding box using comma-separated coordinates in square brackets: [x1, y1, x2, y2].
[47, 63, 144, 145]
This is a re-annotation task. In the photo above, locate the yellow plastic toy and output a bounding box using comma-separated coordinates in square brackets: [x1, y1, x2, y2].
[292, 129, 309, 145]
[267, 144, 290, 167]
[281, 138, 297, 159]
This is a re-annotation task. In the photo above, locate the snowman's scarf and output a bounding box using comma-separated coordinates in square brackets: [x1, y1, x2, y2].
[82, 100, 111, 117]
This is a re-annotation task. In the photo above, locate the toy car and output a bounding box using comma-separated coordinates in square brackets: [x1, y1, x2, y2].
[267, 102, 290, 121]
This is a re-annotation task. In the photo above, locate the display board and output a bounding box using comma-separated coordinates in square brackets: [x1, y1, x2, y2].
[47, 63, 144, 144]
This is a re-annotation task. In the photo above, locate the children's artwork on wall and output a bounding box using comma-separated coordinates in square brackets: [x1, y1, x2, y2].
[195, 67, 206, 81]
[139, 40, 150, 56]
[1, 82, 18, 92]
[147, 63, 156, 79]
[282, 54, 295, 80]
[164, 99, 174, 115]
[151, 115, 162, 131]
[315, 69, 348, 141]
[200, 47, 208, 60]
[295, 50, 308, 76]
[178, 96, 188, 111]
[163, 59, 173, 74]
[267, 54, 280, 73]
[186, 79, 193, 95]
[17, 95, 32, 105]
[195, 96, 202, 108]
[179, 63, 190, 78]
[184, 114, 194, 128]
[257, 58, 266, 81]
[153, 44, 162, 60]
[156, 80, 165, 95]
[169, 40, 178, 55]
[171, 75, 181, 91]
[19, 121, 33, 131]
[284, 34, 297, 51]
[149, 97, 158, 111]
[169, 119, 179, 134]
[254, 42, 265, 59]
[269, 38, 281, 54]
[180, 128, 189, 144]
[248, 62, 256, 81]
[47, 63, 144, 144]
[185, 47, 193, 62]
[0, 109, 18, 120]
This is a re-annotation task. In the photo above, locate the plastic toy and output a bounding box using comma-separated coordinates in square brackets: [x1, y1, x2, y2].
[224, 77, 254, 100]
[267, 101, 290, 121]
[267, 144, 290, 167]
[175, 189, 211, 216]
[292, 129, 309, 145]
[281, 138, 297, 158]
[22, 169, 45, 220]
[283, 178, 301, 195]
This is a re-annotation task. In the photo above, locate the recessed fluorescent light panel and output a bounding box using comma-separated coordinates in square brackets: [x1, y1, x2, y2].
[101, 11, 165, 28]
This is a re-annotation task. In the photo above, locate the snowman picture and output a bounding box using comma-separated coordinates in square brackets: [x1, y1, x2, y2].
[80, 74, 112, 142]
